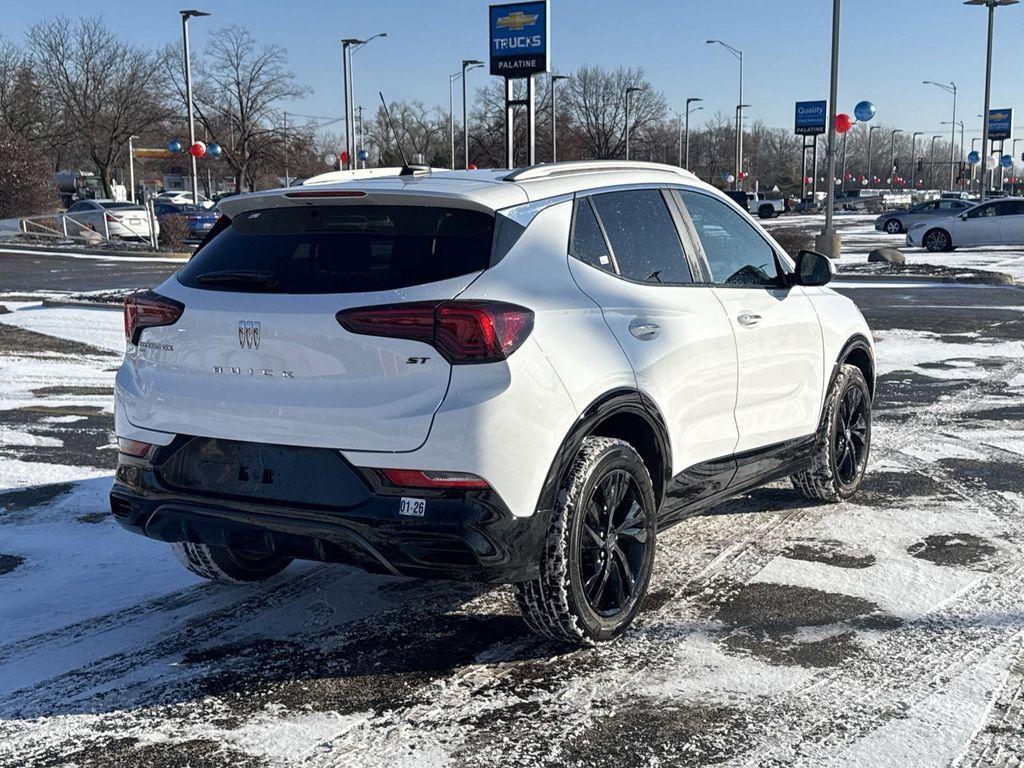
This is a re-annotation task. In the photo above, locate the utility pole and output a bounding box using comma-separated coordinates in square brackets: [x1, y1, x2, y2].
[867, 125, 881, 186]
[341, 33, 386, 170]
[283, 112, 289, 186]
[816, 0, 842, 258]
[889, 129, 903, 191]
[550, 74, 568, 162]
[624, 86, 643, 161]
[911, 131, 924, 187]
[684, 97, 703, 170]
[929, 135, 941, 188]
[180, 9, 210, 206]
[128, 135, 138, 203]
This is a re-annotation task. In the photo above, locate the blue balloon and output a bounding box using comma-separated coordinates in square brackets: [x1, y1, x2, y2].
[968, 150, 981, 165]
[206, 142, 222, 157]
[854, 100, 876, 123]
[167, 138, 183, 154]
[358, 149, 369, 161]
[1001, 154, 1014, 168]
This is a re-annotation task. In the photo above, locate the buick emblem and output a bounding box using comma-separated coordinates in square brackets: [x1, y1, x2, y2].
[238, 320, 261, 350]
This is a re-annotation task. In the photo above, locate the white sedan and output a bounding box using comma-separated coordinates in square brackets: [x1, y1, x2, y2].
[907, 197, 1024, 251]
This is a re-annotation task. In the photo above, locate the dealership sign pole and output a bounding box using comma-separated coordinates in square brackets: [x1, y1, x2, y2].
[795, 100, 827, 202]
[988, 108, 1013, 191]
[489, 1, 549, 168]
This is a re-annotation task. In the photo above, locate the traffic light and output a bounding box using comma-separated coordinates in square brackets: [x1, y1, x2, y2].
[917, 157, 924, 173]
[894, 159, 900, 172]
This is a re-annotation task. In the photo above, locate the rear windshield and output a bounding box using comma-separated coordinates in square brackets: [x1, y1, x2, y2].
[177, 205, 494, 293]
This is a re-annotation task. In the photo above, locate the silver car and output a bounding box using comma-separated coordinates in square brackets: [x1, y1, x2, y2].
[874, 198, 974, 235]
[65, 200, 157, 241]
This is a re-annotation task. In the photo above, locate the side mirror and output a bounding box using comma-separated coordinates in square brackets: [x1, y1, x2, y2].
[791, 249, 835, 287]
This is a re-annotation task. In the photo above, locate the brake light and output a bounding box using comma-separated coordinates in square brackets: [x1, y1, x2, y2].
[117, 438, 154, 457]
[337, 301, 534, 364]
[105, 212, 117, 222]
[381, 469, 489, 489]
[124, 290, 184, 344]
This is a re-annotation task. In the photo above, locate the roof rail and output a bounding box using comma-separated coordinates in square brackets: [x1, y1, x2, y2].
[302, 166, 443, 185]
[504, 160, 696, 183]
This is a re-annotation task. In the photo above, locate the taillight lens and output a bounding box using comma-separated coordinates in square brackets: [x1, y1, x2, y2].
[118, 438, 154, 457]
[105, 212, 117, 222]
[124, 290, 184, 344]
[381, 469, 489, 489]
[337, 300, 534, 364]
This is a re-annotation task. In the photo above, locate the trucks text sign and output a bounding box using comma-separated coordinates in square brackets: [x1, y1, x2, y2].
[988, 108, 1013, 141]
[795, 100, 827, 136]
[489, 1, 548, 78]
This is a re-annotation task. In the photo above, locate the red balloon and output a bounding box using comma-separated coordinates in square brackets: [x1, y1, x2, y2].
[340, 151, 349, 164]
[835, 113, 853, 134]
[467, 163, 478, 170]
[189, 141, 206, 158]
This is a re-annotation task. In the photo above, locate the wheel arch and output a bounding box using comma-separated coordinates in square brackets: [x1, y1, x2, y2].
[535, 389, 672, 514]
[835, 334, 875, 399]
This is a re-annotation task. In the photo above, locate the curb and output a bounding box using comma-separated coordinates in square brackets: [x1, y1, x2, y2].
[41, 299, 123, 310]
[834, 271, 1015, 286]
[0, 242, 191, 260]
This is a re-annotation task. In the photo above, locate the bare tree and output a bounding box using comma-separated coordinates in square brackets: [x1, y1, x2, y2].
[566, 66, 665, 159]
[368, 100, 447, 167]
[27, 18, 168, 197]
[175, 26, 308, 192]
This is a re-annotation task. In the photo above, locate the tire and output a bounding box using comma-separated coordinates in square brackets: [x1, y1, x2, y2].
[514, 437, 657, 645]
[884, 218, 903, 235]
[170, 541, 292, 584]
[791, 363, 872, 502]
[758, 205, 777, 219]
[923, 228, 952, 252]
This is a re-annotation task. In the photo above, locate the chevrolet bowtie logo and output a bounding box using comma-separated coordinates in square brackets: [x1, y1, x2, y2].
[990, 112, 1009, 120]
[497, 10, 539, 31]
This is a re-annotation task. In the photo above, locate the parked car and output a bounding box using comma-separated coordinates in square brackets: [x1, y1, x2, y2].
[153, 201, 220, 242]
[154, 191, 215, 209]
[723, 190, 785, 219]
[65, 199, 157, 241]
[874, 198, 975, 234]
[907, 197, 1024, 251]
[111, 161, 874, 645]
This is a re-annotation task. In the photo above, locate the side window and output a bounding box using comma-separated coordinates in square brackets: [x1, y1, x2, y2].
[570, 198, 614, 273]
[993, 201, 1019, 216]
[1005, 201, 1024, 215]
[589, 189, 692, 284]
[967, 203, 998, 218]
[678, 190, 780, 287]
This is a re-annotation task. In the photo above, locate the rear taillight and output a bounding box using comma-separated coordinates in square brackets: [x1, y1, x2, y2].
[117, 438, 154, 457]
[381, 469, 489, 489]
[105, 212, 117, 222]
[337, 301, 534, 364]
[124, 290, 184, 344]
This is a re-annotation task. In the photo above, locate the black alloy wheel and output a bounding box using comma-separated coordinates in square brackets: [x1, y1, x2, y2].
[833, 384, 869, 487]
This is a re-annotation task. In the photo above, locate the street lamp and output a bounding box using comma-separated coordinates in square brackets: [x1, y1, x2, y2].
[341, 33, 387, 170]
[923, 80, 958, 190]
[684, 97, 703, 169]
[867, 125, 882, 186]
[127, 135, 139, 203]
[815, 0, 842, 257]
[550, 74, 569, 162]
[964, 0, 1019, 201]
[462, 59, 483, 169]
[735, 104, 751, 185]
[180, 9, 209, 205]
[707, 40, 743, 189]
[889, 128, 903, 191]
[911, 131, 924, 186]
[941, 119, 966, 188]
[449, 62, 482, 170]
[624, 86, 644, 161]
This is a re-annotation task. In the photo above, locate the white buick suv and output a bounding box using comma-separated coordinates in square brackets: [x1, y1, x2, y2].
[111, 161, 874, 644]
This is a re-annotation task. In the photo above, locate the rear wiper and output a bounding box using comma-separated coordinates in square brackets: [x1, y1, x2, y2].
[195, 270, 279, 288]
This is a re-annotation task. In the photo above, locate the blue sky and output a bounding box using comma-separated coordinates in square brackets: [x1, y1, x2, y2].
[6, 0, 1024, 139]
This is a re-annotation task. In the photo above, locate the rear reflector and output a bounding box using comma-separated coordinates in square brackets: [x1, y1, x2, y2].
[337, 300, 534, 364]
[381, 469, 489, 489]
[118, 438, 154, 457]
[124, 290, 185, 344]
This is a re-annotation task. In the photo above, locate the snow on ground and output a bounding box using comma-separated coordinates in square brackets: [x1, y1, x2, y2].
[1, 285, 1023, 766]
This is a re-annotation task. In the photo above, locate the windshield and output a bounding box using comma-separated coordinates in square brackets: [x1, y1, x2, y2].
[177, 204, 495, 294]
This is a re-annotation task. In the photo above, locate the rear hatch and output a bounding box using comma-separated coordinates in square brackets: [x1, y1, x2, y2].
[120, 200, 495, 452]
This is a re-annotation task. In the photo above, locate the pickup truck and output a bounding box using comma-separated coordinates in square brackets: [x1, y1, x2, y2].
[724, 190, 786, 219]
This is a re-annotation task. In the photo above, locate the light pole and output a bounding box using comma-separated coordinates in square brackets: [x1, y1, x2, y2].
[929, 135, 942, 188]
[462, 59, 483, 169]
[965, 0, 1018, 201]
[550, 74, 569, 162]
[449, 63, 481, 170]
[707, 40, 744, 189]
[341, 33, 386, 171]
[816, 0, 842, 257]
[180, 9, 209, 205]
[624, 86, 643, 161]
[127, 135, 138, 203]
[867, 125, 881, 186]
[941, 120, 966, 188]
[889, 129, 903, 191]
[735, 103, 751, 185]
[924, 81, 958, 190]
[910, 131, 924, 187]
[684, 97, 703, 170]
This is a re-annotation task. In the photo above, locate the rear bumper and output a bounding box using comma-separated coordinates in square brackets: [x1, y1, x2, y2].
[109, 437, 550, 584]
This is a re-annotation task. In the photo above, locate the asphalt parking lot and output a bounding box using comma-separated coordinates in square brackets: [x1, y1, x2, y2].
[1, 219, 1022, 767]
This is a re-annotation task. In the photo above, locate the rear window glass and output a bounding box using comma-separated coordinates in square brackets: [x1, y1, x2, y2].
[177, 205, 494, 294]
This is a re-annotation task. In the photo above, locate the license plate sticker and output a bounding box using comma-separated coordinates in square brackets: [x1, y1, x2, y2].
[399, 497, 426, 517]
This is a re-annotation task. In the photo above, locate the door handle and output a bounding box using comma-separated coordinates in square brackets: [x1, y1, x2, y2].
[737, 312, 762, 327]
[628, 318, 661, 340]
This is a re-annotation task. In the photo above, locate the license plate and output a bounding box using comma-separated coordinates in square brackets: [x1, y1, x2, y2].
[129, 219, 141, 225]
[399, 497, 426, 517]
